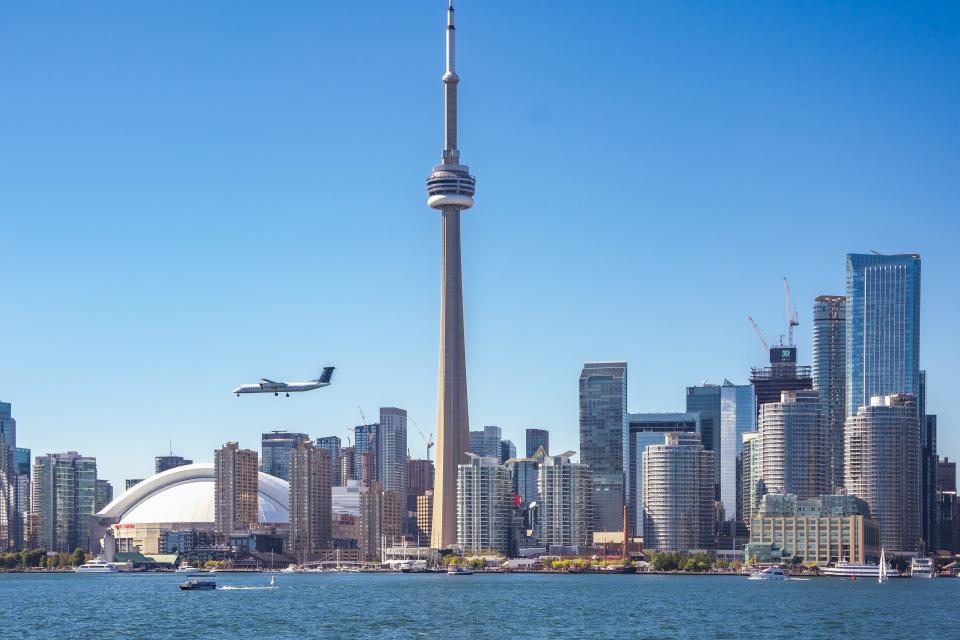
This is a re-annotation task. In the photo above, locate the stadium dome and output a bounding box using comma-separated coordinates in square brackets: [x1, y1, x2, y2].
[97, 463, 289, 525]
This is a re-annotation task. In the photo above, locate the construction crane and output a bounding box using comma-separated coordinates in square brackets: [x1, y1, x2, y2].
[748, 316, 770, 352]
[783, 277, 799, 347]
[357, 407, 367, 424]
[411, 418, 435, 462]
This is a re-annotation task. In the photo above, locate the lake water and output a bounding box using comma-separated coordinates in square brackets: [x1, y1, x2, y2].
[1, 572, 955, 639]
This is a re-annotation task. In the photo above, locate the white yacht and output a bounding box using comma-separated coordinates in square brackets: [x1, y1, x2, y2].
[748, 566, 787, 581]
[910, 557, 935, 578]
[176, 563, 203, 574]
[73, 557, 118, 574]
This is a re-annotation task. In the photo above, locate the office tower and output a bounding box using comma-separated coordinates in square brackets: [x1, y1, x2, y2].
[642, 432, 715, 552]
[289, 440, 332, 554]
[922, 413, 938, 552]
[353, 423, 379, 482]
[939, 458, 957, 493]
[740, 431, 762, 528]
[469, 425, 502, 459]
[214, 442, 259, 538]
[428, 0, 478, 550]
[359, 481, 403, 561]
[378, 408, 407, 494]
[407, 459, 435, 496]
[456, 455, 512, 556]
[31, 452, 98, 552]
[340, 447, 355, 484]
[0, 401, 15, 551]
[757, 390, 828, 499]
[94, 480, 113, 512]
[538, 452, 594, 548]
[844, 394, 921, 553]
[416, 491, 434, 544]
[499, 440, 516, 464]
[315, 436, 342, 486]
[14, 447, 31, 549]
[155, 454, 193, 475]
[624, 413, 700, 537]
[125, 479, 143, 491]
[813, 295, 847, 491]
[579, 362, 627, 532]
[525, 428, 549, 458]
[719, 384, 757, 521]
[260, 431, 308, 481]
[846, 253, 921, 417]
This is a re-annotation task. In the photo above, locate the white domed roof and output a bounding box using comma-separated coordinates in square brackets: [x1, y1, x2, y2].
[98, 463, 288, 525]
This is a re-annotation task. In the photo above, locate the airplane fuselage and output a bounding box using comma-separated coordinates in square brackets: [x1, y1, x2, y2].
[234, 381, 327, 395]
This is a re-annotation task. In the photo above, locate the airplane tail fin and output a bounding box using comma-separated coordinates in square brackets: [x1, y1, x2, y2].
[318, 367, 335, 384]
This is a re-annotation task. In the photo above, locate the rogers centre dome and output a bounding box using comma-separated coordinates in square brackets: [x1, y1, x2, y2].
[97, 463, 289, 526]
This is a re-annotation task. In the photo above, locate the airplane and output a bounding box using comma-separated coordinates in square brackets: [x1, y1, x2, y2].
[233, 367, 335, 397]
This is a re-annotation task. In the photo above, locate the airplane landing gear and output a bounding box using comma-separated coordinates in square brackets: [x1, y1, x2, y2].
[285, 393, 290, 397]
[274, 392, 278, 396]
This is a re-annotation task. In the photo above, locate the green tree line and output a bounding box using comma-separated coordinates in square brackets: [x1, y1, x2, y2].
[0, 548, 87, 569]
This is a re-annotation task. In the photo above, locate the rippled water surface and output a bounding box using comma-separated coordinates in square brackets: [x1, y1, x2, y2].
[2, 572, 956, 639]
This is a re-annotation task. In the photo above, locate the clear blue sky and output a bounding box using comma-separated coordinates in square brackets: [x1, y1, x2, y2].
[1, 1, 957, 489]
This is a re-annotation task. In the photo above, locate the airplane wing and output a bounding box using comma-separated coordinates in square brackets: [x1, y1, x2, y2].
[260, 378, 281, 385]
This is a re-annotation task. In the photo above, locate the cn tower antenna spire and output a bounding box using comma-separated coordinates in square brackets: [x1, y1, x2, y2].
[442, 0, 459, 164]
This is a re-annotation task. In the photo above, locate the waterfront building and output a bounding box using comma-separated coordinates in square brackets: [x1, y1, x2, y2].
[719, 384, 756, 521]
[580, 362, 627, 532]
[340, 446, 355, 485]
[744, 493, 880, 565]
[359, 481, 403, 561]
[525, 428, 549, 458]
[155, 454, 193, 475]
[624, 413, 700, 537]
[353, 423, 379, 483]
[428, 0, 478, 550]
[499, 439, 516, 465]
[416, 490, 433, 544]
[845, 253, 921, 417]
[844, 394, 921, 553]
[95, 480, 113, 512]
[469, 425, 502, 459]
[288, 440, 332, 554]
[0, 401, 15, 551]
[740, 432, 762, 528]
[125, 479, 143, 491]
[456, 455, 512, 556]
[642, 432, 715, 552]
[538, 452, 593, 549]
[813, 295, 847, 491]
[214, 442, 259, 539]
[31, 452, 98, 552]
[378, 408, 407, 495]
[260, 431, 308, 481]
[758, 390, 828, 499]
[315, 436, 342, 486]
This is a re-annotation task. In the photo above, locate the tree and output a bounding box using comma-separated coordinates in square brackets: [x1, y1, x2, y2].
[70, 548, 87, 566]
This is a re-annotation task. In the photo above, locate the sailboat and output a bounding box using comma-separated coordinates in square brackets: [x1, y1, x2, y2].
[878, 548, 888, 584]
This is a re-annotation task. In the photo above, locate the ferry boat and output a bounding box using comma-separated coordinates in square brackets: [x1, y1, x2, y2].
[748, 566, 787, 581]
[910, 557, 935, 578]
[72, 557, 119, 574]
[447, 565, 474, 576]
[820, 562, 891, 578]
[179, 580, 217, 591]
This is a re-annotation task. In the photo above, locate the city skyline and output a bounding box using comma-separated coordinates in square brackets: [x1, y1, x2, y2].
[2, 1, 958, 491]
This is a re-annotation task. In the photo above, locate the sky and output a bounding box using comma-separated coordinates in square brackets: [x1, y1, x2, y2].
[1, 1, 958, 490]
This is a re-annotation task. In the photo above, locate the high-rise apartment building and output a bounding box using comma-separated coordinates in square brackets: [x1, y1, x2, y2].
[525, 429, 549, 458]
[353, 423, 379, 483]
[456, 455, 512, 556]
[579, 362, 627, 532]
[31, 452, 98, 552]
[507, 457, 540, 509]
[813, 295, 847, 491]
[719, 384, 757, 521]
[740, 431, 762, 528]
[125, 479, 143, 491]
[844, 394, 921, 553]
[845, 253, 921, 417]
[624, 413, 700, 537]
[359, 481, 403, 561]
[95, 480, 113, 512]
[260, 431, 308, 481]
[289, 440, 332, 554]
[538, 453, 593, 548]
[415, 490, 433, 544]
[499, 440, 516, 465]
[758, 390, 828, 499]
[378, 408, 407, 495]
[642, 432, 715, 552]
[407, 459, 435, 497]
[939, 458, 957, 493]
[14, 447, 31, 549]
[340, 447, 355, 485]
[155, 454, 193, 475]
[0, 402, 16, 551]
[214, 442, 259, 538]
[469, 425, 502, 459]
[315, 436, 342, 486]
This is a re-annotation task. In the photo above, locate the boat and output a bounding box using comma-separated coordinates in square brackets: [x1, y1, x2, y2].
[179, 580, 217, 591]
[447, 565, 474, 576]
[820, 562, 892, 578]
[879, 548, 888, 583]
[176, 563, 203, 574]
[72, 557, 118, 574]
[910, 557, 935, 578]
[280, 564, 304, 573]
[748, 566, 787, 581]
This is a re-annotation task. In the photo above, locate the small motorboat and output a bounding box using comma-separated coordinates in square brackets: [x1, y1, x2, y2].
[179, 580, 217, 591]
[748, 566, 787, 581]
[447, 565, 474, 576]
[175, 563, 203, 574]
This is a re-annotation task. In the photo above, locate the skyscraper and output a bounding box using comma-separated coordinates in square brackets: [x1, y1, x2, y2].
[624, 413, 700, 537]
[845, 253, 921, 417]
[359, 481, 404, 561]
[642, 432, 715, 552]
[407, 459, 435, 497]
[378, 408, 407, 495]
[95, 480, 113, 513]
[0, 401, 16, 551]
[498, 439, 516, 464]
[757, 390, 828, 499]
[214, 442, 259, 538]
[469, 425, 502, 459]
[353, 423, 379, 483]
[428, 0, 477, 550]
[456, 455, 512, 556]
[289, 440, 332, 555]
[538, 452, 593, 548]
[579, 362, 627, 532]
[719, 383, 756, 521]
[844, 394, 921, 553]
[315, 436, 342, 486]
[919, 371, 938, 552]
[260, 431, 308, 481]
[340, 446, 355, 485]
[525, 428, 549, 458]
[749, 348, 813, 418]
[685, 383, 721, 495]
[812, 295, 846, 491]
[31, 452, 98, 552]
[740, 431, 762, 528]
[155, 454, 193, 475]
[14, 447, 31, 550]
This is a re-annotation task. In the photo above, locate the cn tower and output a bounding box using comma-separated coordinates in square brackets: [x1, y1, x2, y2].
[427, 0, 476, 549]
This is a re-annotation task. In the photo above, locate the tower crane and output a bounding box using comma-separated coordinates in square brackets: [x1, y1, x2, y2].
[748, 316, 770, 352]
[411, 418, 435, 462]
[783, 277, 799, 347]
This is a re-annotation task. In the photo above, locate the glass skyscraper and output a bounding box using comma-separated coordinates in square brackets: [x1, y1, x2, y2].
[719, 383, 756, 521]
[315, 436, 342, 486]
[378, 407, 407, 495]
[685, 384, 721, 495]
[525, 428, 549, 458]
[813, 295, 846, 491]
[579, 362, 627, 533]
[260, 431, 308, 481]
[845, 253, 921, 417]
[31, 452, 98, 552]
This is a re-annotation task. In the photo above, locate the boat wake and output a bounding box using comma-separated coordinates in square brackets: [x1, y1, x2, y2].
[219, 586, 279, 591]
